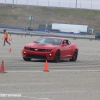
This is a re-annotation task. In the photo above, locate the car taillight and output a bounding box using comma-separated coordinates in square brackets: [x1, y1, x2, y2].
[46, 49, 52, 52]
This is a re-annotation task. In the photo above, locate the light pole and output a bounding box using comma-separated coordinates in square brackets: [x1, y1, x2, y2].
[70, 0, 71, 8]
[12, 0, 14, 4]
[59, 0, 60, 7]
[80, 0, 81, 9]
[76, 0, 77, 8]
[16, 0, 17, 4]
[13, 0, 14, 4]
[26, 0, 28, 5]
[48, 0, 49, 7]
[91, 0, 92, 9]
[37, 0, 38, 6]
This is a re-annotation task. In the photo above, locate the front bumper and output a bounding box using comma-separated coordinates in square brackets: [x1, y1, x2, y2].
[22, 49, 55, 60]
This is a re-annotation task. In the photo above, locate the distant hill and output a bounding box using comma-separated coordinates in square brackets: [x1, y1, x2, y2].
[0, 4, 100, 33]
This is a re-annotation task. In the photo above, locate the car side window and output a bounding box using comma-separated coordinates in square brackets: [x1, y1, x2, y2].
[63, 40, 66, 44]
[67, 40, 71, 45]
[63, 40, 71, 45]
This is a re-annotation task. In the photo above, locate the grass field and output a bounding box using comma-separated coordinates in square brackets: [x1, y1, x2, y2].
[0, 4, 100, 33]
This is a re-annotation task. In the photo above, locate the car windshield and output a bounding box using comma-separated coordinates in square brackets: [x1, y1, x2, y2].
[36, 38, 61, 45]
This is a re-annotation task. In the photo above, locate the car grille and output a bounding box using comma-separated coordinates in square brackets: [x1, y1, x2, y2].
[27, 54, 46, 59]
[30, 48, 46, 52]
[25, 47, 52, 52]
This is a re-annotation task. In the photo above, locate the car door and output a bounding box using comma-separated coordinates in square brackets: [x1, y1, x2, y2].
[66, 40, 71, 57]
[61, 40, 71, 58]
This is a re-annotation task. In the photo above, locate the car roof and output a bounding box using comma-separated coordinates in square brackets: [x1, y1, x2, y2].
[42, 36, 68, 40]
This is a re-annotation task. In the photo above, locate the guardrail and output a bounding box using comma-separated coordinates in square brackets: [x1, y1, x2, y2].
[0, 31, 99, 41]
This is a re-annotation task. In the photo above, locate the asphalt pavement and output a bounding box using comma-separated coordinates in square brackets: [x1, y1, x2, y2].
[0, 34, 100, 100]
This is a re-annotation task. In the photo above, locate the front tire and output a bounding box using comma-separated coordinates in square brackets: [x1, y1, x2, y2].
[54, 50, 60, 63]
[23, 57, 31, 61]
[70, 50, 78, 61]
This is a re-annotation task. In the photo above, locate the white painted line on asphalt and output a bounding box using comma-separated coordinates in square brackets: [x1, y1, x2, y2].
[0, 82, 48, 86]
[0, 94, 21, 97]
[52, 70, 100, 72]
[1, 91, 100, 96]
[0, 94, 51, 100]
[22, 96, 51, 100]
[7, 70, 43, 73]
[6, 70, 100, 73]
[21, 91, 100, 94]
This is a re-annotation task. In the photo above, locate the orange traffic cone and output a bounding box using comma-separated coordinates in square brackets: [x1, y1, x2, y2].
[0, 60, 5, 73]
[9, 48, 12, 53]
[44, 60, 49, 72]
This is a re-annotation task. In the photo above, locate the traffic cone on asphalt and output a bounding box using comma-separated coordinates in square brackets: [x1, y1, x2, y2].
[0, 60, 5, 73]
[9, 48, 12, 53]
[44, 60, 49, 72]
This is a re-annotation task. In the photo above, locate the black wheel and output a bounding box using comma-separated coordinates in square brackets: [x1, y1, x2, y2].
[54, 50, 60, 62]
[23, 57, 31, 61]
[70, 50, 78, 61]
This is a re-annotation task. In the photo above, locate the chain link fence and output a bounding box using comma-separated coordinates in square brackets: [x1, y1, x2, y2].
[0, 0, 100, 10]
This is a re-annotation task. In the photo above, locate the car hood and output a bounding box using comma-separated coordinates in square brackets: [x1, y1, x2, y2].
[25, 43, 58, 49]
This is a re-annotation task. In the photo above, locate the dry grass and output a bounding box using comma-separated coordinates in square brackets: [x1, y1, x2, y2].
[0, 4, 100, 32]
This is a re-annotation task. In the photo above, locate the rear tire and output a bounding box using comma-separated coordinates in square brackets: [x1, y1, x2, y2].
[23, 57, 31, 61]
[54, 50, 60, 63]
[70, 50, 78, 61]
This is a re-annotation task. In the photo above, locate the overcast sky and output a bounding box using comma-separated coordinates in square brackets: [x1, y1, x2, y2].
[0, 0, 100, 10]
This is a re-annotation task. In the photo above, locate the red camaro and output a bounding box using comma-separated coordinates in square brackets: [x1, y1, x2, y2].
[22, 37, 79, 62]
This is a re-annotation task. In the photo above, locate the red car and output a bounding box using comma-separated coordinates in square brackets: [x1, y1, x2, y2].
[22, 37, 78, 62]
